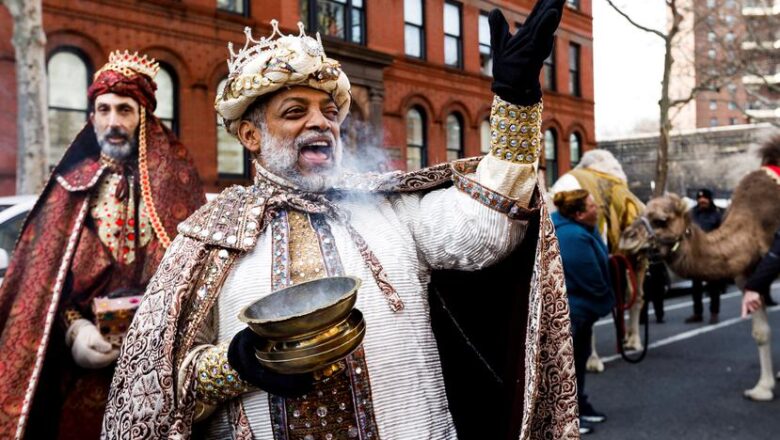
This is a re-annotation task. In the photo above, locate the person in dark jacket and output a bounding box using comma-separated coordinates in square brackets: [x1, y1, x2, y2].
[686, 188, 727, 324]
[743, 227, 780, 316]
[552, 189, 613, 435]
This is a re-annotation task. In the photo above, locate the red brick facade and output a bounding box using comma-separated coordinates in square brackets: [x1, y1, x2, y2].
[0, 0, 595, 194]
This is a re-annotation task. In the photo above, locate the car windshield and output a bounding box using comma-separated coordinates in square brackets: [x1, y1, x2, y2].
[0, 213, 26, 260]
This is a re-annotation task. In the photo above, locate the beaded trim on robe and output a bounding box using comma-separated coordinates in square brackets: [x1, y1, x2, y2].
[88, 171, 153, 265]
[266, 210, 380, 440]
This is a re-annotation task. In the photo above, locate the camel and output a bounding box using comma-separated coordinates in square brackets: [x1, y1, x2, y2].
[620, 138, 780, 400]
[551, 149, 647, 373]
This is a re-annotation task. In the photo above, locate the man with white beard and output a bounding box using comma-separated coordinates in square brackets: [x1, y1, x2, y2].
[0, 51, 204, 439]
[104, 2, 579, 439]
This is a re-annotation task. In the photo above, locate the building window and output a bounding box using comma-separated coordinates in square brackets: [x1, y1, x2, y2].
[707, 49, 716, 59]
[566, 0, 580, 9]
[480, 119, 491, 154]
[728, 101, 737, 110]
[709, 99, 717, 110]
[216, 78, 248, 178]
[446, 113, 463, 161]
[544, 41, 556, 91]
[406, 107, 426, 171]
[568, 43, 581, 97]
[154, 64, 177, 133]
[217, 0, 248, 15]
[709, 117, 718, 127]
[727, 83, 737, 94]
[301, 0, 365, 45]
[707, 32, 716, 42]
[479, 12, 492, 76]
[729, 117, 738, 125]
[47, 49, 91, 167]
[544, 129, 558, 188]
[404, 0, 425, 58]
[569, 132, 581, 167]
[443, 1, 462, 68]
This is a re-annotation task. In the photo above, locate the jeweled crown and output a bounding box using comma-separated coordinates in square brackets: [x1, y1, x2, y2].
[227, 20, 324, 76]
[95, 50, 160, 80]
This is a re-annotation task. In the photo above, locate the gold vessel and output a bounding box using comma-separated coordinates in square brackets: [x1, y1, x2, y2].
[238, 276, 365, 375]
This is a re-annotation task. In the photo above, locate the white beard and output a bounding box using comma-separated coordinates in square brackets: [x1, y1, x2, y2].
[259, 128, 342, 192]
[95, 126, 137, 160]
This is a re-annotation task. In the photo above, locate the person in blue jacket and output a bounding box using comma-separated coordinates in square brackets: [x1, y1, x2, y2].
[552, 189, 613, 435]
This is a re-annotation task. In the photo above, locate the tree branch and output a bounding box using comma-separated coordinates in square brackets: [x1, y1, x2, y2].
[603, 0, 668, 40]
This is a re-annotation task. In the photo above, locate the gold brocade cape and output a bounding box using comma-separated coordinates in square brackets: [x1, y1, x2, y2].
[101, 159, 579, 440]
[568, 168, 644, 252]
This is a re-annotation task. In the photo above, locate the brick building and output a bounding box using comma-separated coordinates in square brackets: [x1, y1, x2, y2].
[0, 0, 595, 195]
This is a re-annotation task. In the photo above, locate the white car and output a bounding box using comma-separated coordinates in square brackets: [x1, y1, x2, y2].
[0, 195, 37, 284]
[0, 193, 216, 285]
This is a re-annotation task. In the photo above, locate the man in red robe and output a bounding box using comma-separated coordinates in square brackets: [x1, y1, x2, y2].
[0, 50, 205, 439]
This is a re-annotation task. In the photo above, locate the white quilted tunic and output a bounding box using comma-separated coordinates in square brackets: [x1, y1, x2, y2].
[204, 154, 532, 439]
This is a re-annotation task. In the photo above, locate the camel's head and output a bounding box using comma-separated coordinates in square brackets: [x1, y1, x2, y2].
[643, 193, 691, 258]
[618, 217, 652, 255]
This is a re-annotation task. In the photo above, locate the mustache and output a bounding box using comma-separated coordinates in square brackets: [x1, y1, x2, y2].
[294, 130, 336, 149]
[101, 127, 131, 142]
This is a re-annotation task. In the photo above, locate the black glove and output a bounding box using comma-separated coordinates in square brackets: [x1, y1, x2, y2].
[489, 1, 565, 105]
[228, 328, 314, 398]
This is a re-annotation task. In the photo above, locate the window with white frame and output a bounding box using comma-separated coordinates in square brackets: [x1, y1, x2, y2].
[154, 64, 177, 133]
[443, 1, 462, 68]
[217, 0, 248, 15]
[48, 49, 91, 166]
[480, 119, 491, 154]
[545, 129, 558, 188]
[446, 113, 463, 161]
[544, 41, 556, 91]
[404, 0, 425, 58]
[479, 12, 492, 76]
[301, 0, 365, 45]
[406, 107, 426, 171]
[569, 132, 581, 166]
[568, 43, 581, 97]
[216, 78, 248, 177]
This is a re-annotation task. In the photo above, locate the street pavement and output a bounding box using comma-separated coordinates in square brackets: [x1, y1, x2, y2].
[585, 283, 780, 439]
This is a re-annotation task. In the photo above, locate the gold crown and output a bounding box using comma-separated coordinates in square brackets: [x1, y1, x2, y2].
[94, 50, 160, 80]
[227, 20, 324, 76]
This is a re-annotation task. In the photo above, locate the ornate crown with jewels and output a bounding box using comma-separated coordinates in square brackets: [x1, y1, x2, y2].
[216, 20, 351, 129]
[94, 50, 160, 80]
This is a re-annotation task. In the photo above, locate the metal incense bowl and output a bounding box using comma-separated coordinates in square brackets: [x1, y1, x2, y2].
[238, 276, 365, 375]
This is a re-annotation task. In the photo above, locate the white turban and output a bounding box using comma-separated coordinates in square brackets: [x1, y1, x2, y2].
[216, 21, 351, 132]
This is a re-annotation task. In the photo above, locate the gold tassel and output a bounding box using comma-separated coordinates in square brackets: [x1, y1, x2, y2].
[138, 107, 172, 248]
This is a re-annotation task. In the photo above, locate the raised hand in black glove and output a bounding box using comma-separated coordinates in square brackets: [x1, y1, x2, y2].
[489, 0, 565, 105]
[228, 328, 314, 398]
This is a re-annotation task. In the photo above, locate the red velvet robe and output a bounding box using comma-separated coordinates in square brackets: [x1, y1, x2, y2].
[0, 121, 205, 439]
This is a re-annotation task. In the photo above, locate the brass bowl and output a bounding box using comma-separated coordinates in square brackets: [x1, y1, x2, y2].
[254, 309, 366, 374]
[238, 276, 361, 340]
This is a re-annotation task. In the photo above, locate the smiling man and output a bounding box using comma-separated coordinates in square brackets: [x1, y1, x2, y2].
[0, 51, 204, 439]
[104, 3, 578, 439]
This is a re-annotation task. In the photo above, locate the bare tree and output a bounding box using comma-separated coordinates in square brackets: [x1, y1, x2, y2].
[2, 0, 49, 194]
[604, 0, 745, 196]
